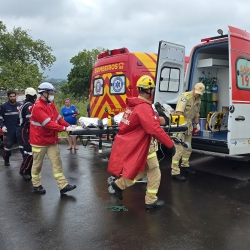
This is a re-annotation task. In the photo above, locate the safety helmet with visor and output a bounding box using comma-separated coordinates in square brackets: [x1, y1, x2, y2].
[136, 75, 155, 89]
[136, 75, 155, 98]
[38, 82, 56, 102]
[38, 82, 56, 95]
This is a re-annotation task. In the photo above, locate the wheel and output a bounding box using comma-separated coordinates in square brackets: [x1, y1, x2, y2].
[107, 176, 115, 184]
[108, 185, 115, 194]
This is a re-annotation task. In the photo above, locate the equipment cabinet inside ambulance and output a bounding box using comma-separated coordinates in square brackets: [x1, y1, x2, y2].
[154, 26, 250, 160]
[90, 48, 157, 119]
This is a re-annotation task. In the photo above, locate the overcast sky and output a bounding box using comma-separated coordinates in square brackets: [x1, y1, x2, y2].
[1, 0, 250, 79]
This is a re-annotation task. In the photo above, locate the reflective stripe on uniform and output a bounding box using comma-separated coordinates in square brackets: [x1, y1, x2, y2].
[32, 147, 42, 153]
[4, 112, 19, 115]
[32, 173, 41, 178]
[172, 160, 179, 164]
[31, 121, 42, 126]
[147, 152, 156, 159]
[4, 147, 12, 151]
[147, 188, 158, 194]
[24, 151, 32, 155]
[30, 117, 51, 127]
[182, 157, 189, 162]
[54, 173, 64, 178]
[56, 115, 61, 122]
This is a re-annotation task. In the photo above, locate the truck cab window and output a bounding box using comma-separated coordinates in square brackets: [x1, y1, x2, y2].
[110, 75, 126, 95]
[159, 67, 180, 92]
[93, 78, 104, 96]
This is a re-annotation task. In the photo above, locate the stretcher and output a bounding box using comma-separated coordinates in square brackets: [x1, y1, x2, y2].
[69, 123, 188, 153]
[70, 113, 189, 196]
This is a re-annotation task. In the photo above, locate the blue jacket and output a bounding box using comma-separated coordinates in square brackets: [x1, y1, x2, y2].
[0, 101, 22, 132]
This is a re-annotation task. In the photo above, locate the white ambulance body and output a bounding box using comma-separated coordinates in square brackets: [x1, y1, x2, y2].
[154, 26, 250, 160]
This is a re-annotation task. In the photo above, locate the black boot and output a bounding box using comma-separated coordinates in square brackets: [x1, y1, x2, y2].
[23, 174, 31, 181]
[60, 184, 77, 194]
[111, 181, 123, 200]
[33, 185, 46, 194]
[3, 155, 10, 166]
[4, 161, 10, 166]
[171, 174, 186, 181]
[146, 200, 165, 209]
[181, 167, 196, 175]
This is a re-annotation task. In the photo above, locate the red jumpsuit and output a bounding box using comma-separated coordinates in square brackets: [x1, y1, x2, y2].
[108, 96, 174, 179]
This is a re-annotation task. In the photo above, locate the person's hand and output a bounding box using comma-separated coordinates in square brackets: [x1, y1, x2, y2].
[66, 126, 76, 132]
[196, 124, 200, 131]
[170, 145, 176, 156]
[2, 126, 7, 133]
[157, 110, 170, 126]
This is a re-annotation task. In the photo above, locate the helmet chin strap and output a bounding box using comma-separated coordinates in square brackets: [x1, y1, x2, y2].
[140, 88, 153, 98]
[42, 92, 50, 103]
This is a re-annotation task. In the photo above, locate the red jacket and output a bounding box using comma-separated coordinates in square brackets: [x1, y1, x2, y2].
[29, 98, 69, 146]
[108, 97, 174, 179]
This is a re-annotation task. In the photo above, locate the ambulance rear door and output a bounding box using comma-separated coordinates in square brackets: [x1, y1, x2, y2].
[228, 26, 250, 155]
[154, 41, 185, 104]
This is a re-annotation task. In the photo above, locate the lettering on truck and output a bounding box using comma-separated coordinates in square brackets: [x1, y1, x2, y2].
[90, 47, 157, 120]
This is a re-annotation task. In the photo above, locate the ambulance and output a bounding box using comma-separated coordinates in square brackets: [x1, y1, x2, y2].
[90, 48, 157, 119]
[154, 26, 250, 160]
[90, 48, 189, 120]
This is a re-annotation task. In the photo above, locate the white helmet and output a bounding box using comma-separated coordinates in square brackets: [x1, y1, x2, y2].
[38, 82, 56, 94]
[25, 87, 37, 96]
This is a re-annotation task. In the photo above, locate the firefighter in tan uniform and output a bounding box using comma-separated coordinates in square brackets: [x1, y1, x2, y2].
[116, 137, 163, 206]
[171, 82, 205, 181]
[108, 75, 175, 209]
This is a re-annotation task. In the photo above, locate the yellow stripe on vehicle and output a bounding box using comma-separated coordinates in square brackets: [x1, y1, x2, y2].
[133, 52, 157, 71]
[91, 84, 110, 117]
[148, 53, 157, 61]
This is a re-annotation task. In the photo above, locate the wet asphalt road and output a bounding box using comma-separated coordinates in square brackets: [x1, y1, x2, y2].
[1, 142, 250, 250]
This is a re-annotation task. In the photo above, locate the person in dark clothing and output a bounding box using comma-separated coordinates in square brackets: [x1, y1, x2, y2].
[16, 88, 37, 181]
[0, 90, 22, 166]
[87, 103, 90, 117]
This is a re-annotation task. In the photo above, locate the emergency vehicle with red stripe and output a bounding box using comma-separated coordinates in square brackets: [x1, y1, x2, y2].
[90, 47, 189, 120]
[90, 48, 157, 120]
[154, 26, 250, 160]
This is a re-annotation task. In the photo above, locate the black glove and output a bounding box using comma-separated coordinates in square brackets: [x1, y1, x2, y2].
[157, 110, 170, 126]
[170, 145, 176, 156]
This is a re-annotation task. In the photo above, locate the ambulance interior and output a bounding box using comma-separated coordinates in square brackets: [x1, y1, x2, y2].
[187, 41, 230, 153]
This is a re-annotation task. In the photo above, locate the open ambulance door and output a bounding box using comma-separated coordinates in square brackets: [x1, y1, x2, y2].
[228, 26, 250, 155]
[154, 41, 185, 105]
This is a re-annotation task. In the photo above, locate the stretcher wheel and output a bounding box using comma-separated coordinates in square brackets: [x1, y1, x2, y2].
[108, 185, 115, 194]
[107, 176, 115, 184]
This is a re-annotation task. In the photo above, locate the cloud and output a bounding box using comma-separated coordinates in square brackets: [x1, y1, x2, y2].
[1, 0, 250, 78]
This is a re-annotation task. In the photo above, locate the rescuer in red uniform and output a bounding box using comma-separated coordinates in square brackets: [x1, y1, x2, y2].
[108, 75, 175, 209]
[29, 82, 77, 194]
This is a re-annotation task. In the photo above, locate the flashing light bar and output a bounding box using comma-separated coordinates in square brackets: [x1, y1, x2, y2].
[98, 47, 129, 59]
[201, 34, 228, 43]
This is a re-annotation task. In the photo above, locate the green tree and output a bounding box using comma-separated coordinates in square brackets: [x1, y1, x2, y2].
[62, 48, 105, 99]
[0, 21, 56, 92]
